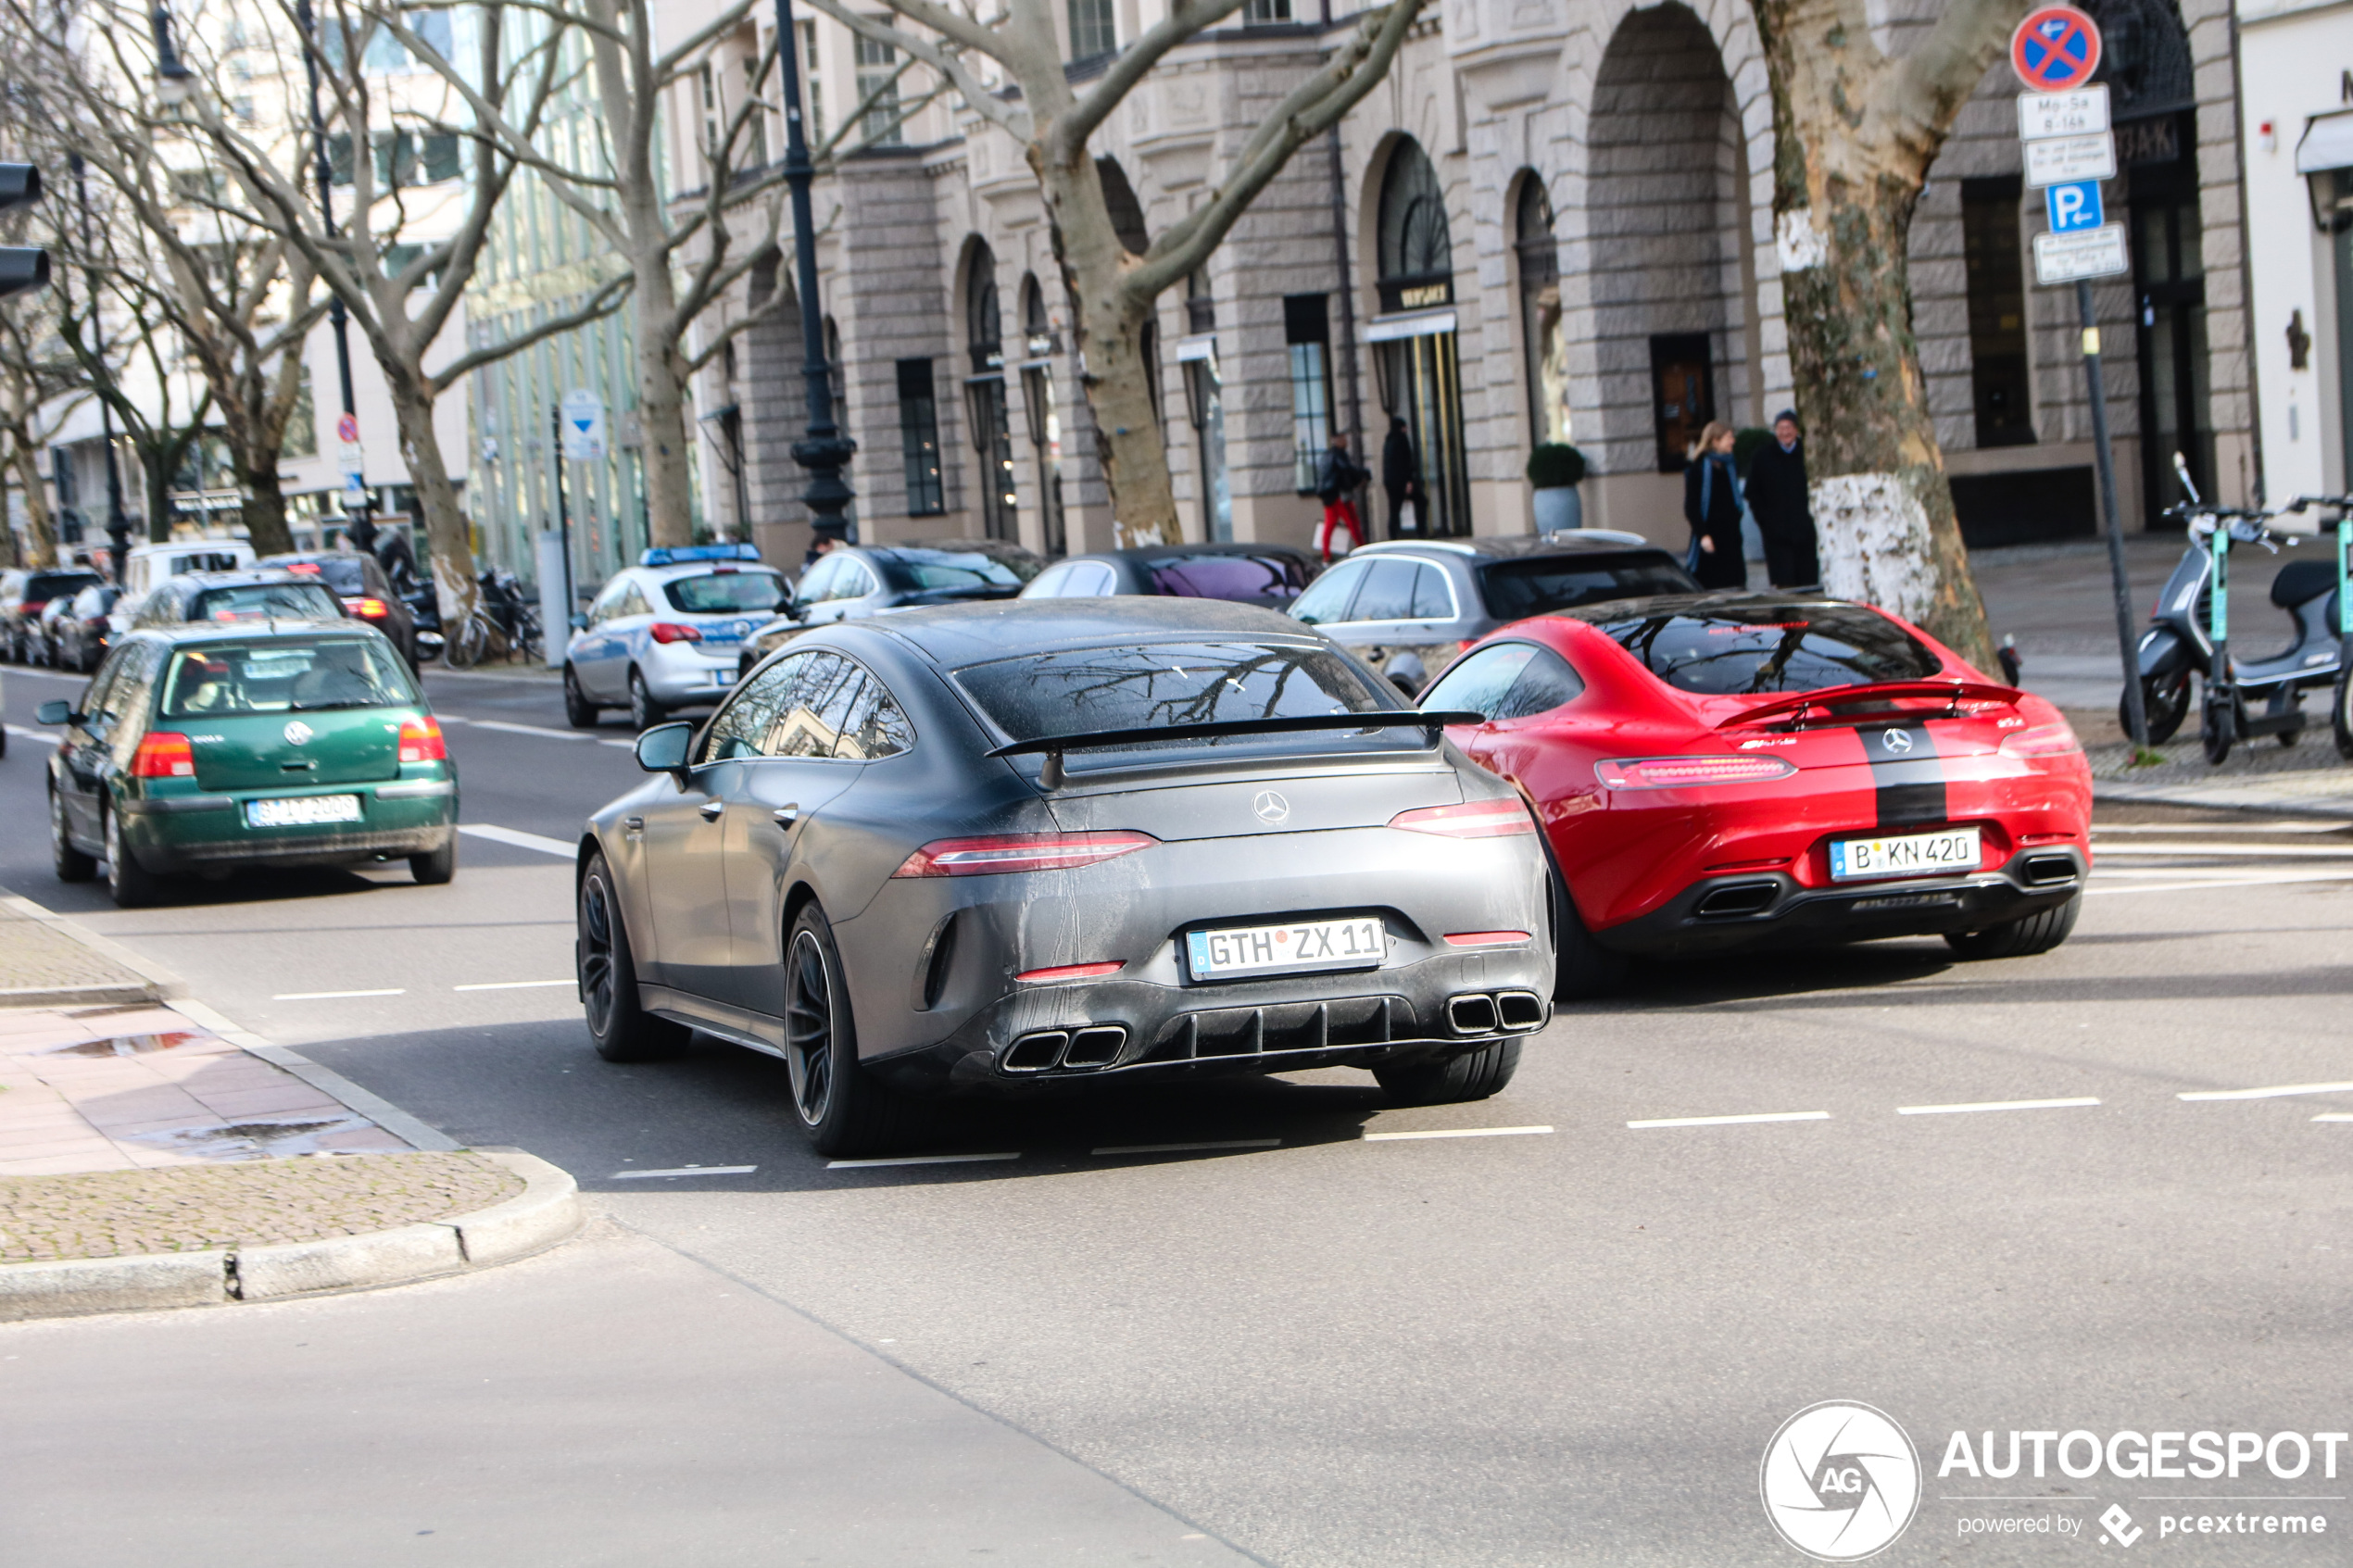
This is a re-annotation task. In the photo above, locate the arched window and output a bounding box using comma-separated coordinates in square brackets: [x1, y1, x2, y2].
[1017, 274, 1066, 556]
[1515, 175, 1568, 446]
[1378, 141, 1453, 312]
[963, 243, 1016, 541]
[967, 246, 1002, 374]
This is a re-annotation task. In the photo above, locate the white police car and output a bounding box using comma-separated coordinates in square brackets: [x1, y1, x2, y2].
[563, 545, 789, 729]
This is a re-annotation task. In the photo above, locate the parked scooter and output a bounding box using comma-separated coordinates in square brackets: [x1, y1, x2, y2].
[2127, 455, 2343, 761]
[2281, 492, 2353, 760]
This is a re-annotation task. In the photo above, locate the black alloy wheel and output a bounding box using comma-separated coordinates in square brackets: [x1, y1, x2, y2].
[563, 665, 599, 729]
[779, 901, 932, 1157]
[1375, 1038, 1523, 1106]
[783, 927, 838, 1130]
[627, 668, 665, 731]
[578, 853, 688, 1062]
[1944, 893, 2081, 959]
[51, 788, 94, 882]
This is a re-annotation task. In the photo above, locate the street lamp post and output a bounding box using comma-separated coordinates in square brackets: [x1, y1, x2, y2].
[770, 0, 854, 550]
[294, 0, 376, 556]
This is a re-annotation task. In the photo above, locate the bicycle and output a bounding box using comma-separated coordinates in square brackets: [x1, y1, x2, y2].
[442, 569, 543, 670]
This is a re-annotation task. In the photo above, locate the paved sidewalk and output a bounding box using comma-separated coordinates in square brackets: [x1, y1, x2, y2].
[0, 896, 171, 1008]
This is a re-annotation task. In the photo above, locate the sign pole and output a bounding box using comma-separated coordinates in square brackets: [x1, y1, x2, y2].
[551, 402, 574, 621]
[2077, 279, 2147, 747]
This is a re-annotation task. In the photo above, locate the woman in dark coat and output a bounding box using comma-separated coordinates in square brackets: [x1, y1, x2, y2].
[1682, 420, 1746, 590]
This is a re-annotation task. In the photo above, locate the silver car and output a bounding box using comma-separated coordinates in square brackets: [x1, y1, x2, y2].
[576, 599, 1555, 1157]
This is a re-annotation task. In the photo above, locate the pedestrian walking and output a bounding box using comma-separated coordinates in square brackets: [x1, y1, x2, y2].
[1682, 420, 1746, 590]
[1315, 432, 1366, 561]
[1745, 408, 1821, 589]
[1382, 415, 1423, 536]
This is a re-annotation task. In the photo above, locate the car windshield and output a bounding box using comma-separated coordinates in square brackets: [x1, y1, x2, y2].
[279, 558, 370, 594]
[1587, 602, 1942, 695]
[158, 637, 420, 717]
[954, 640, 1411, 764]
[27, 571, 101, 603]
[190, 583, 346, 623]
[1147, 554, 1309, 603]
[1476, 554, 1699, 620]
[881, 549, 1038, 593]
[663, 571, 786, 613]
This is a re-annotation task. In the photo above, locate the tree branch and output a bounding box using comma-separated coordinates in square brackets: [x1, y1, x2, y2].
[1053, 0, 1249, 160]
[427, 273, 634, 391]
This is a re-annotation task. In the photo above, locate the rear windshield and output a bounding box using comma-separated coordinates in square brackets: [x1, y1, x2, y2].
[1147, 554, 1308, 603]
[190, 583, 346, 623]
[158, 637, 420, 718]
[280, 558, 370, 594]
[662, 570, 786, 613]
[878, 549, 1038, 594]
[954, 641, 1408, 762]
[1476, 554, 1698, 621]
[1587, 602, 1941, 695]
[27, 571, 101, 602]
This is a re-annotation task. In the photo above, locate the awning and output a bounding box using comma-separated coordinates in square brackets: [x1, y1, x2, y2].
[1365, 307, 1457, 343]
[2296, 109, 2353, 174]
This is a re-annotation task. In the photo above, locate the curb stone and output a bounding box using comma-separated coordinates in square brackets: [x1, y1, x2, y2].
[0, 1148, 579, 1323]
[0, 892, 187, 1008]
[169, 997, 462, 1154]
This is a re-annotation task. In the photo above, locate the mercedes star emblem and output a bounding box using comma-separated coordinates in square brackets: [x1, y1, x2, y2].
[1881, 729, 1913, 755]
[1252, 790, 1290, 824]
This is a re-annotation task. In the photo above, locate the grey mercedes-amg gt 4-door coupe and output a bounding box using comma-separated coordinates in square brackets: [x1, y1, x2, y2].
[577, 598, 1555, 1156]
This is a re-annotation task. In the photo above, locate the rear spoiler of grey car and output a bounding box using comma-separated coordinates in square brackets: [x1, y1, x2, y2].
[990, 710, 1487, 787]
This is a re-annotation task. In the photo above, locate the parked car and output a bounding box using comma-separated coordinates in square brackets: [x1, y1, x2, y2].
[1420, 592, 2093, 996]
[38, 621, 458, 907]
[2, 567, 105, 663]
[117, 539, 257, 624]
[579, 597, 1554, 1156]
[45, 583, 127, 673]
[260, 550, 421, 666]
[132, 570, 349, 631]
[1020, 543, 1319, 608]
[734, 539, 1045, 677]
[1289, 533, 1698, 696]
[563, 545, 791, 730]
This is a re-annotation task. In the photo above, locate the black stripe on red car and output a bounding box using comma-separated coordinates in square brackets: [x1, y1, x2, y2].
[1865, 723, 1946, 827]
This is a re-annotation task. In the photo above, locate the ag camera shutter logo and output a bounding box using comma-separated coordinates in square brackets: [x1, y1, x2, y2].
[1761, 1401, 1921, 1561]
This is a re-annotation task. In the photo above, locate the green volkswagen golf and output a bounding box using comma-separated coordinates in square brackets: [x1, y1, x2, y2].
[40, 621, 459, 907]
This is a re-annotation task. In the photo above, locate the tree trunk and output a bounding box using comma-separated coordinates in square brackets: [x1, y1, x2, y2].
[243, 461, 295, 556]
[6, 437, 57, 568]
[140, 447, 172, 545]
[383, 369, 481, 633]
[633, 260, 697, 549]
[1033, 145, 1179, 547]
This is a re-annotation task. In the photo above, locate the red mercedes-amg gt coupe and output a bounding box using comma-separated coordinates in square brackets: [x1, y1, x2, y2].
[1418, 594, 2093, 995]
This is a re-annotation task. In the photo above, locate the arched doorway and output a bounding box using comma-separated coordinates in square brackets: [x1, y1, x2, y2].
[1587, 4, 1749, 475]
[1372, 138, 1467, 537]
[963, 243, 1018, 543]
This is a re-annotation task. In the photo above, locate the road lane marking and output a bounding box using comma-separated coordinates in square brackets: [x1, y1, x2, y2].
[458, 822, 575, 857]
[1364, 1125, 1554, 1141]
[452, 979, 573, 992]
[1898, 1097, 2100, 1115]
[2087, 871, 2353, 897]
[1628, 1111, 1830, 1129]
[5, 723, 50, 741]
[826, 1152, 1021, 1169]
[2178, 1081, 2353, 1101]
[1091, 1139, 1281, 1156]
[599, 738, 637, 748]
[274, 988, 405, 1000]
[2314, 1114, 2353, 1123]
[2090, 843, 2353, 859]
[2093, 822, 2346, 834]
[469, 719, 596, 741]
[610, 1165, 757, 1179]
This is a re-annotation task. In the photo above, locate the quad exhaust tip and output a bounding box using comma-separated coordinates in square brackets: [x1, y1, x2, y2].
[1002, 1024, 1128, 1073]
[1448, 991, 1546, 1036]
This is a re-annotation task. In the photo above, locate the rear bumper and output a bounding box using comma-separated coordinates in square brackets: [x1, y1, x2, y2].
[1594, 845, 2088, 958]
[119, 777, 457, 872]
[642, 641, 742, 705]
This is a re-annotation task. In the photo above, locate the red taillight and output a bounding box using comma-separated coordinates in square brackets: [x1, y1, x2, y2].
[648, 621, 703, 645]
[1998, 719, 2082, 759]
[891, 831, 1156, 878]
[1442, 931, 1531, 947]
[131, 732, 195, 779]
[345, 596, 390, 619]
[1389, 798, 1536, 837]
[286, 561, 322, 573]
[398, 715, 447, 763]
[1595, 755, 1798, 790]
[1015, 960, 1126, 983]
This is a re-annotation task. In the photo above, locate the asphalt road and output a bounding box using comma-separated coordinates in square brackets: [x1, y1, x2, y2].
[4, 659, 2351, 1566]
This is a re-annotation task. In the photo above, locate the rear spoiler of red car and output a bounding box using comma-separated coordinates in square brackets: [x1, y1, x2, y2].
[1716, 681, 2020, 733]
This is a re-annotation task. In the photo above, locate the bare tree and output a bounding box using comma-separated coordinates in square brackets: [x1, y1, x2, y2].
[798, 0, 1428, 545]
[1752, 0, 2028, 668]
[0, 306, 89, 570]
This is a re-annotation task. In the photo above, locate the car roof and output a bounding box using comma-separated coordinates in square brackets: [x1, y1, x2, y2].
[628, 558, 784, 583]
[854, 596, 1319, 665]
[1353, 532, 1665, 563]
[1063, 543, 1315, 565]
[1547, 590, 1851, 624]
[861, 537, 1041, 561]
[172, 570, 317, 591]
[134, 619, 374, 646]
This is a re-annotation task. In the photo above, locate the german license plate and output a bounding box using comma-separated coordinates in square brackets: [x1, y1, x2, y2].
[1829, 827, 1980, 882]
[246, 795, 362, 828]
[1186, 917, 1387, 981]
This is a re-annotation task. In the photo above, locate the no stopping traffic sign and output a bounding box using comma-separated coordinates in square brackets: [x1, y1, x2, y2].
[2011, 6, 2101, 93]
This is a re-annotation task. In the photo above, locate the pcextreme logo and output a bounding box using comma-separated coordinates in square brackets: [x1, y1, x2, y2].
[1761, 1401, 1923, 1561]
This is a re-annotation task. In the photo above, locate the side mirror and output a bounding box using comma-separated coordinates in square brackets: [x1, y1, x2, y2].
[635, 721, 694, 776]
[35, 698, 76, 725]
[569, 613, 588, 632]
[1385, 652, 1428, 700]
[786, 599, 810, 623]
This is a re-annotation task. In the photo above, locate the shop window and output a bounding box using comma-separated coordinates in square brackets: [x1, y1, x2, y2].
[1962, 176, 2034, 448]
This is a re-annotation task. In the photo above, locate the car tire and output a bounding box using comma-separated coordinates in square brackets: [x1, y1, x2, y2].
[1540, 837, 1628, 1000]
[783, 901, 934, 1158]
[51, 788, 94, 883]
[1944, 893, 2081, 960]
[2121, 672, 2190, 746]
[563, 665, 599, 729]
[409, 833, 458, 885]
[578, 852, 689, 1063]
[103, 803, 164, 909]
[627, 668, 665, 731]
[1374, 1038, 1523, 1107]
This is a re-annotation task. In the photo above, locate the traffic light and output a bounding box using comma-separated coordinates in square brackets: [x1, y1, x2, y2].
[0, 164, 49, 301]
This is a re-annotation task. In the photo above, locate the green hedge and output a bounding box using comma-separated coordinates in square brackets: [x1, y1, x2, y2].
[1527, 443, 1587, 489]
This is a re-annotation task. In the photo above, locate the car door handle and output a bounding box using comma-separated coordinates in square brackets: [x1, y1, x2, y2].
[623, 815, 644, 833]
[772, 804, 800, 829]
[698, 799, 725, 821]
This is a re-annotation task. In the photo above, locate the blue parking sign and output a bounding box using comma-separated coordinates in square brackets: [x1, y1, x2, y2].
[2045, 180, 2104, 234]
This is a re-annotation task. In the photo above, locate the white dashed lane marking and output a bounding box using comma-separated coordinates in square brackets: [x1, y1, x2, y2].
[827, 1153, 1021, 1170]
[1898, 1097, 2101, 1116]
[1363, 1125, 1554, 1142]
[610, 1165, 758, 1180]
[458, 823, 575, 858]
[1628, 1111, 1831, 1130]
[1092, 1139, 1280, 1156]
[274, 988, 405, 1000]
[2178, 1081, 2353, 1102]
[452, 979, 573, 992]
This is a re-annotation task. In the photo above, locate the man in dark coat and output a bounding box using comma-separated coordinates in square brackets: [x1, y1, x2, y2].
[1381, 415, 1423, 536]
[1745, 409, 1820, 589]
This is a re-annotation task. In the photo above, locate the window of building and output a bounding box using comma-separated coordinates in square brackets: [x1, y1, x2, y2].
[965, 245, 1017, 542]
[1961, 175, 2032, 448]
[1648, 332, 1713, 473]
[1376, 141, 1453, 312]
[801, 21, 824, 145]
[700, 64, 719, 158]
[1284, 294, 1332, 494]
[855, 23, 902, 146]
[1245, 0, 1291, 21]
[1516, 175, 1568, 445]
[1067, 0, 1115, 62]
[897, 358, 945, 515]
[422, 131, 460, 183]
[1187, 269, 1215, 335]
